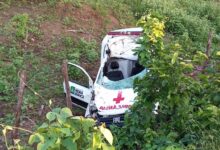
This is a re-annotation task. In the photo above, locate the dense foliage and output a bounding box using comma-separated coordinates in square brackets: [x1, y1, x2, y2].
[112, 15, 220, 149]
[1, 107, 115, 150]
[28, 107, 114, 150]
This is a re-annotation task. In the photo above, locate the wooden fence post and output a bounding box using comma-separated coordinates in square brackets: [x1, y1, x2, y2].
[12, 70, 27, 140]
[62, 60, 72, 110]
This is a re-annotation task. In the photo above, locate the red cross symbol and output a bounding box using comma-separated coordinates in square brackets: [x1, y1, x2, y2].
[113, 91, 124, 104]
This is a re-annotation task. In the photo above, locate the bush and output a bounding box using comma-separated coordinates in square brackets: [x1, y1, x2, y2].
[1, 107, 115, 150]
[28, 107, 114, 150]
[112, 15, 220, 150]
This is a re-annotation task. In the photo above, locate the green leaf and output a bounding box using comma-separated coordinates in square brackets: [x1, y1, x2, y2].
[206, 105, 220, 116]
[180, 62, 193, 69]
[165, 145, 183, 150]
[216, 51, 220, 56]
[62, 137, 77, 150]
[101, 143, 115, 150]
[59, 128, 72, 136]
[37, 142, 51, 150]
[46, 112, 56, 122]
[39, 123, 48, 129]
[73, 131, 80, 141]
[57, 114, 66, 125]
[50, 122, 61, 127]
[37, 137, 56, 150]
[29, 134, 40, 145]
[171, 52, 179, 64]
[99, 126, 113, 145]
[93, 132, 102, 149]
[81, 118, 95, 132]
[60, 107, 73, 118]
[55, 138, 61, 145]
[197, 51, 208, 59]
[0, 80, 6, 91]
[167, 132, 178, 140]
[37, 143, 44, 150]
[52, 108, 61, 114]
[35, 133, 45, 143]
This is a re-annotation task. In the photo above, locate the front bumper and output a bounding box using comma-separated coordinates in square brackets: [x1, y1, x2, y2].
[96, 114, 124, 127]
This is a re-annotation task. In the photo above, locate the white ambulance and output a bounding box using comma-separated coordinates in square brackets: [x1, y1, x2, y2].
[64, 27, 147, 126]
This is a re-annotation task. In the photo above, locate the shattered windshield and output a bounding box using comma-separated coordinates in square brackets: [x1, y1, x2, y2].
[97, 69, 146, 90]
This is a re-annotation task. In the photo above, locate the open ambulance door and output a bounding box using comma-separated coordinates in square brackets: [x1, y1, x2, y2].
[63, 62, 93, 109]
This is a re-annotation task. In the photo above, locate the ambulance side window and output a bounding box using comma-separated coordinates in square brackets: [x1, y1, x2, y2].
[68, 64, 90, 88]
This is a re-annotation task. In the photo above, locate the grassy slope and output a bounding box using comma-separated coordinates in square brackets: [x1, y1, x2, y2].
[125, 0, 220, 49]
[0, 1, 135, 145]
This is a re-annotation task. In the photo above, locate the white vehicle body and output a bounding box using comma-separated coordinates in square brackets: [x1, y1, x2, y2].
[64, 27, 145, 126]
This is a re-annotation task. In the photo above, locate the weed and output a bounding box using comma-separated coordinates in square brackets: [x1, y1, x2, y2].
[0, 0, 12, 10]
[47, 0, 82, 7]
[51, 42, 57, 48]
[62, 36, 74, 47]
[71, 0, 82, 7]
[28, 18, 43, 38]
[48, 0, 57, 6]
[28, 26, 42, 38]
[0, 45, 24, 102]
[85, 0, 135, 25]
[62, 16, 73, 26]
[0, 113, 14, 125]
[61, 36, 98, 62]
[67, 48, 81, 63]
[12, 13, 29, 39]
[76, 38, 98, 62]
[88, 0, 108, 16]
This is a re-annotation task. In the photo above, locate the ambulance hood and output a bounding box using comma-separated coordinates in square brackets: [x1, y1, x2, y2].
[94, 85, 137, 116]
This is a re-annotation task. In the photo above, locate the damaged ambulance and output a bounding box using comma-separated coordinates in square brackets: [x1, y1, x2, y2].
[63, 27, 147, 126]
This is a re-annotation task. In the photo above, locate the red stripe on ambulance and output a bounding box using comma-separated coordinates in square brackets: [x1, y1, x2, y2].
[108, 31, 142, 36]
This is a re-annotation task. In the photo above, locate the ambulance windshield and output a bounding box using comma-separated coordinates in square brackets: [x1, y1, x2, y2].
[101, 69, 146, 90]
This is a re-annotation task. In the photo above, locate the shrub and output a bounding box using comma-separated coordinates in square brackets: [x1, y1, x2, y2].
[28, 107, 114, 149]
[112, 14, 220, 150]
[1, 107, 115, 150]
